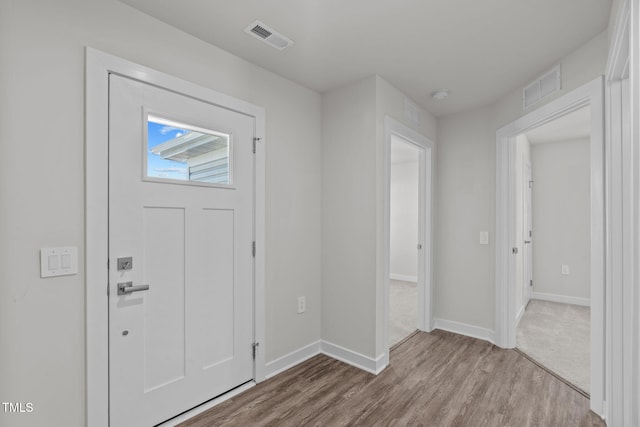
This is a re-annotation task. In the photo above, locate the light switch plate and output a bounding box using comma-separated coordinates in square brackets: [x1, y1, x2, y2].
[41, 247, 78, 278]
[479, 231, 489, 245]
[561, 265, 570, 275]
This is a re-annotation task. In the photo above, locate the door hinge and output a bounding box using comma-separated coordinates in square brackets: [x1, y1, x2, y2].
[252, 241, 256, 257]
[529, 180, 533, 189]
[530, 279, 533, 287]
[252, 342, 259, 359]
[253, 137, 261, 154]
[529, 230, 532, 238]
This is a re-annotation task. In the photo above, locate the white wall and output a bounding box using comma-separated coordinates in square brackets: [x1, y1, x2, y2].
[0, 1, 321, 426]
[514, 134, 532, 317]
[390, 140, 419, 281]
[531, 138, 591, 301]
[608, 0, 625, 44]
[435, 31, 607, 332]
[321, 76, 378, 357]
[436, 108, 496, 329]
[322, 76, 436, 360]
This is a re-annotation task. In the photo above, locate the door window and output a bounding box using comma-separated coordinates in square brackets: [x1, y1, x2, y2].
[146, 115, 232, 185]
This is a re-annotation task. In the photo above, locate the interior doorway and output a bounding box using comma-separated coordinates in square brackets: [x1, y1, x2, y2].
[513, 106, 592, 395]
[389, 137, 420, 346]
[383, 116, 434, 357]
[494, 77, 604, 414]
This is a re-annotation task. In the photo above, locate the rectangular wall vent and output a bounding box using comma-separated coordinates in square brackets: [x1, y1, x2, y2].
[244, 20, 294, 51]
[403, 97, 422, 128]
[523, 65, 561, 109]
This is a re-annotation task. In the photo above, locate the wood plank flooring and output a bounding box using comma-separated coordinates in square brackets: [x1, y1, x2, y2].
[178, 330, 605, 426]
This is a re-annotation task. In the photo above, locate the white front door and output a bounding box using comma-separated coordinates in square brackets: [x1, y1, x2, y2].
[108, 74, 255, 426]
[523, 161, 533, 306]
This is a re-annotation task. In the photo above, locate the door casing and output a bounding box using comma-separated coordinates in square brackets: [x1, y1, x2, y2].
[85, 48, 266, 427]
[604, 0, 638, 423]
[494, 77, 605, 415]
[522, 160, 532, 308]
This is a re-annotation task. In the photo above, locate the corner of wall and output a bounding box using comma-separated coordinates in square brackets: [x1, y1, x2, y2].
[320, 76, 378, 358]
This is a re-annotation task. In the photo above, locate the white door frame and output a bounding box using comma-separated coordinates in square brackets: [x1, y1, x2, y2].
[494, 77, 605, 415]
[522, 159, 533, 309]
[85, 48, 266, 427]
[383, 116, 434, 355]
[604, 0, 639, 424]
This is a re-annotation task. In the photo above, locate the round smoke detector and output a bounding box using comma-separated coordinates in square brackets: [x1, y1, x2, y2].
[431, 89, 450, 100]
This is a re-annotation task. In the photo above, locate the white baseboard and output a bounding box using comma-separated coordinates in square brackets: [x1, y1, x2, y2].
[321, 340, 388, 375]
[389, 274, 418, 283]
[265, 340, 322, 379]
[265, 339, 388, 379]
[516, 304, 525, 326]
[531, 292, 590, 307]
[433, 318, 495, 344]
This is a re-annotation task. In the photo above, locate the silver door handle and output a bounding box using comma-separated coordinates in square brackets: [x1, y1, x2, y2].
[118, 282, 150, 295]
[524, 240, 531, 244]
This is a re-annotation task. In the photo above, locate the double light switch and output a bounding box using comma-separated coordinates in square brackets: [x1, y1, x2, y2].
[40, 247, 78, 278]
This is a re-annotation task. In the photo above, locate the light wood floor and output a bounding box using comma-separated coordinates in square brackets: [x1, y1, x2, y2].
[178, 330, 605, 426]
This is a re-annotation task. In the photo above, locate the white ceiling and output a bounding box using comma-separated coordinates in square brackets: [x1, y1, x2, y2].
[526, 105, 591, 144]
[118, 0, 611, 117]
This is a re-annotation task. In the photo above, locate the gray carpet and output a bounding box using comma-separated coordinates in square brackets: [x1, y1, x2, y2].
[516, 299, 590, 394]
[389, 280, 418, 346]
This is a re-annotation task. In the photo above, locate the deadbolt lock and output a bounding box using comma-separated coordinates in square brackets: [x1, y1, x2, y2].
[117, 257, 133, 271]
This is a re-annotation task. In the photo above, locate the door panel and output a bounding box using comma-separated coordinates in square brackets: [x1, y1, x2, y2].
[143, 206, 186, 392]
[108, 74, 254, 426]
[195, 208, 235, 368]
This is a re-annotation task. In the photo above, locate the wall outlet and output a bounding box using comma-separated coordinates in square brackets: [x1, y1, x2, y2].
[297, 296, 306, 314]
[561, 265, 570, 275]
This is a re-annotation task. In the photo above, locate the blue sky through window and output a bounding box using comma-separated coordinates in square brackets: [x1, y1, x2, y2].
[147, 120, 189, 180]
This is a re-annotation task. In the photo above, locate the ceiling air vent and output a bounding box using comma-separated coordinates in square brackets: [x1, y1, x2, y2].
[523, 65, 561, 109]
[244, 20, 294, 51]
